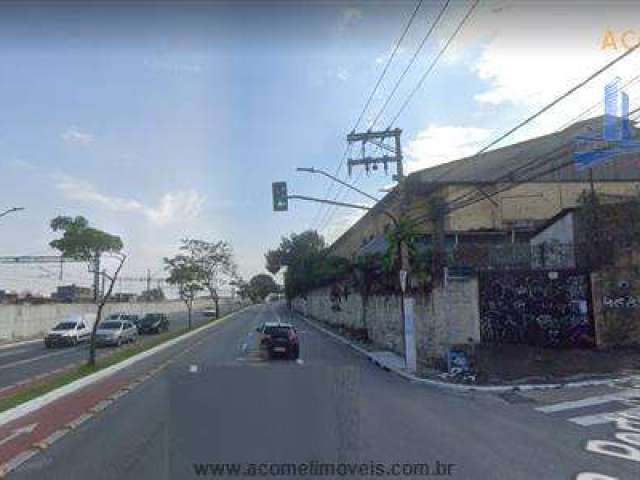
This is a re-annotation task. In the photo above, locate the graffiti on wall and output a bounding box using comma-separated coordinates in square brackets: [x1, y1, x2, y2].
[479, 271, 594, 347]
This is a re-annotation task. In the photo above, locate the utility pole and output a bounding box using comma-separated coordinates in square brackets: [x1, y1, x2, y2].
[347, 128, 417, 374]
[146, 269, 151, 292]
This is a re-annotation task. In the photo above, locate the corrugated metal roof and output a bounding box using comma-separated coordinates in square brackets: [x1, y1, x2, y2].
[409, 116, 640, 185]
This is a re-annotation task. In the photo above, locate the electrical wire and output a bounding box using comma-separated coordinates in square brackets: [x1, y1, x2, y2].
[311, 1, 424, 231]
[387, 0, 480, 127]
[368, 0, 451, 129]
[430, 38, 640, 186]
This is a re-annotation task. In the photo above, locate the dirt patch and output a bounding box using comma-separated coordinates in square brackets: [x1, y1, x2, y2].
[473, 343, 640, 384]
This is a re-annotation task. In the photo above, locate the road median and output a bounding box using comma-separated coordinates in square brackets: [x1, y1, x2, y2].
[0, 305, 247, 426]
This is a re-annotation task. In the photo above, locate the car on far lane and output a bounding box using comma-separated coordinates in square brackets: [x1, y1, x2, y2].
[105, 313, 142, 331]
[202, 307, 217, 318]
[44, 314, 94, 348]
[256, 322, 299, 360]
[138, 313, 169, 334]
[95, 320, 138, 347]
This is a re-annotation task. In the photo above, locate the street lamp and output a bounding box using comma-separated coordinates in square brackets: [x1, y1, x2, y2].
[0, 207, 25, 220]
[296, 167, 379, 202]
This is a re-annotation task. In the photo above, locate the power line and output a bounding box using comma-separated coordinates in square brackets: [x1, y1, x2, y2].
[443, 103, 640, 216]
[444, 92, 640, 212]
[353, 0, 424, 132]
[311, 1, 424, 231]
[368, 0, 451, 129]
[431, 37, 640, 186]
[317, 170, 366, 236]
[388, 0, 480, 127]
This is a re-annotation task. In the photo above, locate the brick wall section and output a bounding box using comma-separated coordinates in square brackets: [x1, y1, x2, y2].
[293, 279, 480, 364]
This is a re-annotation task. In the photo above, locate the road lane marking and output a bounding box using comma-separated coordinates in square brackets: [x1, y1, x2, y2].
[569, 407, 640, 426]
[535, 389, 640, 413]
[0, 423, 38, 447]
[576, 473, 618, 480]
[0, 348, 87, 371]
[0, 348, 37, 359]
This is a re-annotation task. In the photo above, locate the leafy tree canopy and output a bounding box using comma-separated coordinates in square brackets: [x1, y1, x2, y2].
[248, 273, 279, 302]
[50, 216, 123, 260]
[265, 230, 326, 274]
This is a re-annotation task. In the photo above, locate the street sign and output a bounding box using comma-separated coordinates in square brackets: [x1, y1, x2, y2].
[272, 182, 288, 212]
[399, 269, 407, 293]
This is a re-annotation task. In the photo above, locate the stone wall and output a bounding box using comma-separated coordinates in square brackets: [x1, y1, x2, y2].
[0, 298, 239, 341]
[591, 267, 640, 348]
[293, 278, 480, 365]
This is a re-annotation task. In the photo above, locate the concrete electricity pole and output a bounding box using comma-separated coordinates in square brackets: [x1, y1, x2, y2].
[346, 128, 417, 373]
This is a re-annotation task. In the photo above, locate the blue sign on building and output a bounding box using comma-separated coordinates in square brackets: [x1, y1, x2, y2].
[574, 77, 640, 170]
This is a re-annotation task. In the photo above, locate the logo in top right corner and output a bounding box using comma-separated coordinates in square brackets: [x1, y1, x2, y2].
[574, 77, 640, 170]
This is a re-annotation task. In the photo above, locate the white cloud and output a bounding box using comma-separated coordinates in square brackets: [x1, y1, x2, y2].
[61, 126, 94, 146]
[336, 67, 350, 82]
[464, 2, 640, 141]
[146, 191, 207, 226]
[53, 173, 206, 226]
[405, 124, 492, 173]
[338, 7, 363, 32]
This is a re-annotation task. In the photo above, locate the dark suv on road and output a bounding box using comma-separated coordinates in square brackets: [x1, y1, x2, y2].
[138, 313, 169, 334]
[256, 322, 299, 360]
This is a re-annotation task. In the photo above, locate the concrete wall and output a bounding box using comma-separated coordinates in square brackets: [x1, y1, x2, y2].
[591, 267, 640, 348]
[293, 278, 480, 365]
[0, 298, 239, 341]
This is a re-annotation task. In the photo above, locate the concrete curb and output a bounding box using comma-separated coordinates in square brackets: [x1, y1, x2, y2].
[0, 306, 247, 429]
[294, 311, 639, 393]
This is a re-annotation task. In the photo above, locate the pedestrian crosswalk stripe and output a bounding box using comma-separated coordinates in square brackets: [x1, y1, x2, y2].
[568, 407, 640, 426]
[535, 389, 640, 413]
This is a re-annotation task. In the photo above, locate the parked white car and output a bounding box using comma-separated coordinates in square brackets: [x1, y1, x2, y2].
[44, 314, 95, 348]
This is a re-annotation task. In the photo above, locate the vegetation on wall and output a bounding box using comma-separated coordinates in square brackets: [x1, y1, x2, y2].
[264, 224, 438, 304]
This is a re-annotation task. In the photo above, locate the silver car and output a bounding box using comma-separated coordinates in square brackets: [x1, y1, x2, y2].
[95, 320, 138, 347]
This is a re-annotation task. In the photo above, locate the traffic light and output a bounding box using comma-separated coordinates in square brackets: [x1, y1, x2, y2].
[272, 182, 288, 212]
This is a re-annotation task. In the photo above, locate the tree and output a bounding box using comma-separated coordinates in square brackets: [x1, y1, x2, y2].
[49, 216, 126, 367]
[164, 254, 204, 329]
[140, 287, 165, 302]
[180, 239, 237, 319]
[248, 274, 279, 302]
[265, 230, 326, 274]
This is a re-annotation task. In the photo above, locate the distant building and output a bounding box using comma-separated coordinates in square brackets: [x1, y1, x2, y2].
[52, 284, 93, 303]
[110, 292, 137, 303]
[139, 288, 165, 302]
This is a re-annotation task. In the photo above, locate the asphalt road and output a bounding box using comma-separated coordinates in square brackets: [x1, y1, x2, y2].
[0, 308, 221, 390]
[8, 303, 640, 480]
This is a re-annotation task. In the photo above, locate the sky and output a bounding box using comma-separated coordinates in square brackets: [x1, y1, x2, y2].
[1, 0, 640, 295]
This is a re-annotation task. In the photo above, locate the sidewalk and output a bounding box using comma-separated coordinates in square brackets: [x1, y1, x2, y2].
[294, 310, 640, 393]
